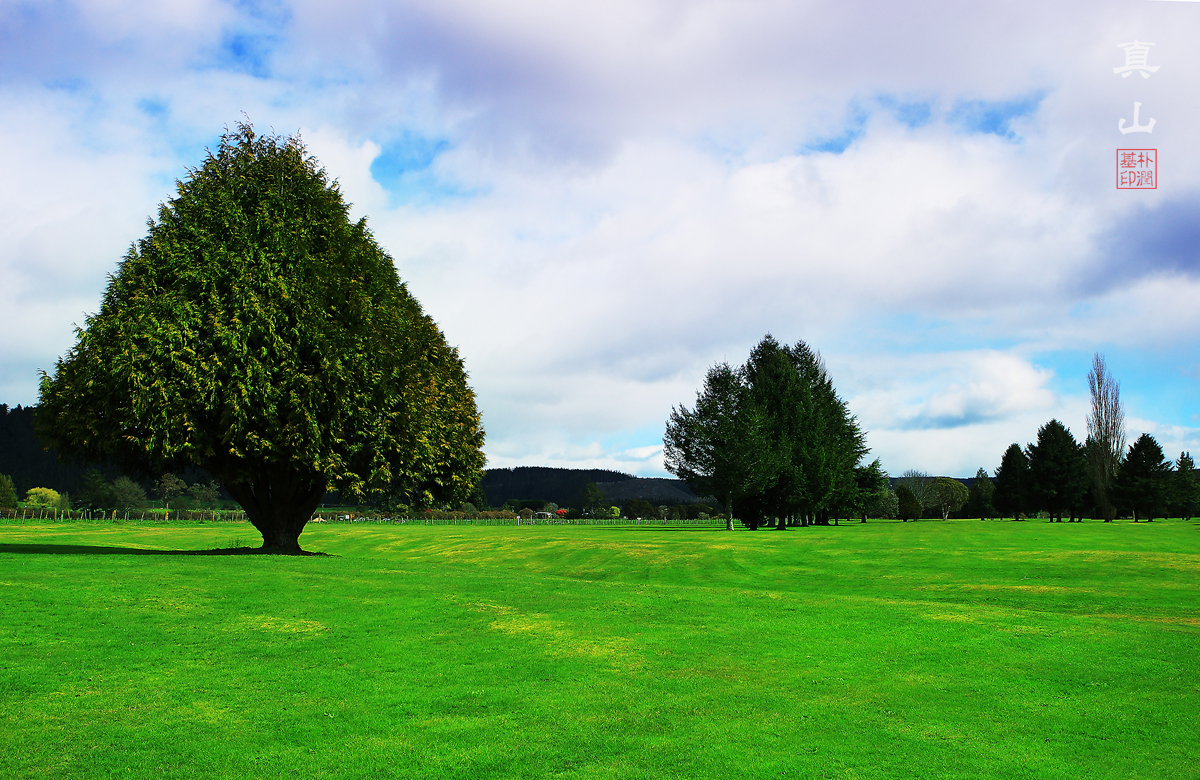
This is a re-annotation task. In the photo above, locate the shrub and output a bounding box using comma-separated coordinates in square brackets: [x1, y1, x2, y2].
[112, 477, 148, 511]
[24, 487, 61, 508]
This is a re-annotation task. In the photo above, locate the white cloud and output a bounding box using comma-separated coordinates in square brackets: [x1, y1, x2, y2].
[1126, 418, 1200, 462]
[837, 350, 1088, 476]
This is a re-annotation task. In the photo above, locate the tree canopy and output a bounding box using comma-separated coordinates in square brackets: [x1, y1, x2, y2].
[930, 477, 969, 521]
[36, 124, 484, 551]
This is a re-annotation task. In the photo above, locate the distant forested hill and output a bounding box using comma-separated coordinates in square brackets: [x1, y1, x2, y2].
[0, 404, 208, 500]
[595, 478, 705, 505]
[481, 466, 635, 509]
[0, 404, 99, 496]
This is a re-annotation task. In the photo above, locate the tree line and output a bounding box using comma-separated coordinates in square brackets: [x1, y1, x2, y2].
[989, 425, 1197, 522]
[981, 355, 1197, 522]
[664, 335, 890, 530]
[0, 468, 227, 513]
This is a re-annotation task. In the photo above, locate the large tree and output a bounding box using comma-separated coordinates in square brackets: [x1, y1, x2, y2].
[1112, 434, 1170, 522]
[664, 362, 775, 531]
[1086, 353, 1125, 522]
[36, 124, 485, 552]
[993, 444, 1029, 521]
[929, 477, 969, 520]
[1026, 419, 1090, 522]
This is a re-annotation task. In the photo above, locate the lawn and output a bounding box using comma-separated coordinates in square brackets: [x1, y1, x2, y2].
[1, 519, 1197, 779]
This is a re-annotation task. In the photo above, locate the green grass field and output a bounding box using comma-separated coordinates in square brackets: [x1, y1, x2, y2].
[1, 519, 1197, 779]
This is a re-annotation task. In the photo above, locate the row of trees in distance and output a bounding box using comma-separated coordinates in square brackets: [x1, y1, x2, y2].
[661, 346, 1197, 527]
[991, 425, 1196, 522]
[0, 470, 228, 512]
[987, 355, 1198, 522]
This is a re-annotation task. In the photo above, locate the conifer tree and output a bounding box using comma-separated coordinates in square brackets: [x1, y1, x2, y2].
[994, 444, 1030, 521]
[966, 468, 995, 520]
[664, 362, 775, 531]
[1113, 434, 1170, 521]
[1170, 452, 1199, 521]
[36, 124, 484, 552]
[1026, 419, 1089, 522]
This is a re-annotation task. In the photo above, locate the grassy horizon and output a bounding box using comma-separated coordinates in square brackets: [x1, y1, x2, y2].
[1, 519, 1197, 779]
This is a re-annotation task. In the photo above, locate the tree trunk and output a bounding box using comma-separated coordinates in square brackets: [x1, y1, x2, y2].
[725, 493, 734, 531]
[225, 468, 327, 553]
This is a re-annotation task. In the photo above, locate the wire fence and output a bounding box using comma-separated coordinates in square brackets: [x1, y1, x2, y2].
[314, 514, 727, 527]
[0, 508, 247, 524]
[0, 506, 727, 528]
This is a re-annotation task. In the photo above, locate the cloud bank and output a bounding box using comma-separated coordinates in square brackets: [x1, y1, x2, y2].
[1, 0, 1198, 478]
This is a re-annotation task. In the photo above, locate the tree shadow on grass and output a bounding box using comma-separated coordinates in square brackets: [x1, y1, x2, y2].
[0, 544, 330, 557]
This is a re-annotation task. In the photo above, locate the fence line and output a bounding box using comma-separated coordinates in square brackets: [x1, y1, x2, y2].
[314, 514, 726, 528]
[0, 508, 247, 524]
[0, 506, 725, 528]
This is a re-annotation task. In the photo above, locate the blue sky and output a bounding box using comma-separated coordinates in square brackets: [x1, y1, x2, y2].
[1, 0, 1198, 478]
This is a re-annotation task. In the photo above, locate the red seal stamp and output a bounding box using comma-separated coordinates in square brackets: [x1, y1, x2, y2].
[1116, 149, 1156, 189]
